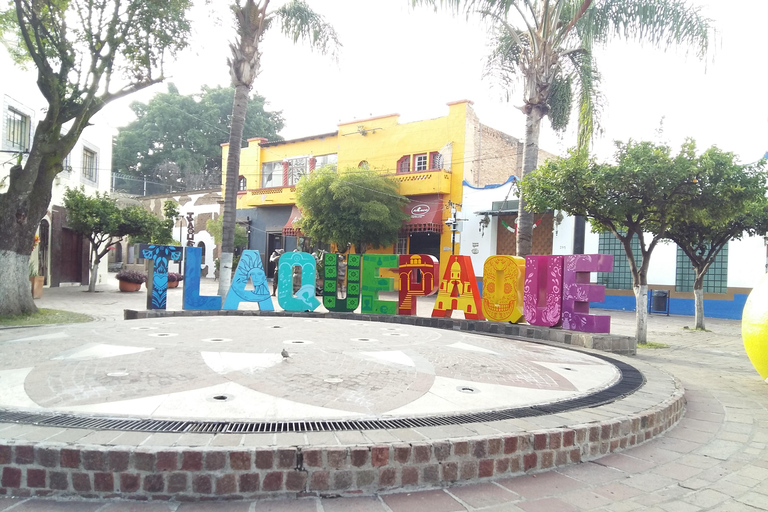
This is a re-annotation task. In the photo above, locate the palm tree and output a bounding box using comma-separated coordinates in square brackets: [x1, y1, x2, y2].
[219, 0, 339, 296]
[415, 0, 711, 256]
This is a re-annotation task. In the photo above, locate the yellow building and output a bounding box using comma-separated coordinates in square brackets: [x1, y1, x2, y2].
[221, 101, 520, 278]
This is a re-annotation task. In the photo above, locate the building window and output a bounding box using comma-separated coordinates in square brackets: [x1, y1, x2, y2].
[62, 153, 72, 174]
[395, 236, 408, 255]
[359, 160, 370, 169]
[597, 231, 642, 290]
[287, 157, 309, 186]
[414, 154, 428, 172]
[431, 152, 443, 170]
[397, 155, 410, 173]
[238, 176, 247, 191]
[82, 148, 97, 183]
[5, 107, 30, 151]
[675, 243, 728, 293]
[261, 161, 283, 188]
[314, 153, 338, 170]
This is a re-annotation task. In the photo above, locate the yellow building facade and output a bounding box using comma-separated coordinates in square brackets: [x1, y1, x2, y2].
[221, 100, 518, 278]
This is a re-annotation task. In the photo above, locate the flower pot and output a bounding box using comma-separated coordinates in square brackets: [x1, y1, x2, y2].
[118, 280, 142, 292]
[30, 276, 44, 299]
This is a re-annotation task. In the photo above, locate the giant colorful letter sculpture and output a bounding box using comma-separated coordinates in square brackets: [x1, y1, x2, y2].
[323, 253, 361, 312]
[561, 254, 612, 333]
[398, 254, 439, 315]
[223, 250, 274, 311]
[482, 255, 525, 323]
[361, 254, 398, 315]
[277, 251, 320, 312]
[183, 246, 221, 310]
[523, 255, 564, 327]
[141, 244, 182, 310]
[431, 255, 484, 320]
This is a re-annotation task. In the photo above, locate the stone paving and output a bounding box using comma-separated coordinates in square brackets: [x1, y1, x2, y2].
[1, 279, 767, 510]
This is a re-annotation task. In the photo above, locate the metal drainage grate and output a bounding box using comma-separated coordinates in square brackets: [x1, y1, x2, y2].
[0, 354, 644, 434]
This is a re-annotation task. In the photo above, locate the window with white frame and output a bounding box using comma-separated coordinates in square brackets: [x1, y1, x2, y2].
[82, 148, 97, 183]
[395, 235, 408, 255]
[287, 157, 308, 185]
[414, 154, 428, 172]
[4, 107, 30, 152]
[238, 176, 247, 191]
[314, 154, 337, 170]
[261, 161, 283, 188]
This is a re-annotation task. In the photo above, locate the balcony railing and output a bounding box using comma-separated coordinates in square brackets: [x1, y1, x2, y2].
[388, 169, 452, 196]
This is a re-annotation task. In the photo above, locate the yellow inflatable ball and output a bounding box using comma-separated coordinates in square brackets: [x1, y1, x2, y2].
[743, 272, 768, 381]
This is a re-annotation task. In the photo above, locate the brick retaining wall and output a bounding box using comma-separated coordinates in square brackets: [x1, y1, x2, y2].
[0, 386, 683, 500]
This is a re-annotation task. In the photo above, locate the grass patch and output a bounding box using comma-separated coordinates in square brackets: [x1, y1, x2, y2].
[637, 341, 669, 349]
[0, 309, 93, 327]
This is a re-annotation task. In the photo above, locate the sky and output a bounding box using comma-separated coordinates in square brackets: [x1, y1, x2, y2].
[103, 0, 768, 166]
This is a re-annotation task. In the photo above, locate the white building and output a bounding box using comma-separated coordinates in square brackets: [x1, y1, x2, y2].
[1, 47, 113, 288]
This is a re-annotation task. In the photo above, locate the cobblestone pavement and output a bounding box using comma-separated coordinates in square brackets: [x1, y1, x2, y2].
[2, 279, 767, 511]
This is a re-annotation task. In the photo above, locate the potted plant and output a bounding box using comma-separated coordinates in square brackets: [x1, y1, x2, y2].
[167, 272, 184, 288]
[115, 269, 146, 292]
[29, 263, 44, 299]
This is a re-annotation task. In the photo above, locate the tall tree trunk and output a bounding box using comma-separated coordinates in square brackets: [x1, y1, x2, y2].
[218, 84, 250, 297]
[0, 251, 36, 316]
[693, 271, 706, 330]
[517, 106, 545, 257]
[0, 152, 57, 315]
[633, 283, 649, 344]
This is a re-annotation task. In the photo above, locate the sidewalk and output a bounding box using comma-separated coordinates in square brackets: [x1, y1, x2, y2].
[2, 280, 766, 511]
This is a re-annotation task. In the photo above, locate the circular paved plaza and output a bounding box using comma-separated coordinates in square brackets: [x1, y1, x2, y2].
[0, 317, 620, 422]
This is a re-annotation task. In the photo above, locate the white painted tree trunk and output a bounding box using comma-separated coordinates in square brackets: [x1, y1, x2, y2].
[693, 287, 705, 330]
[633, 284, 648, 344]
[0, 250, 37, 315]
[218, 252, 233, 297]
[88, 258, 99, 292]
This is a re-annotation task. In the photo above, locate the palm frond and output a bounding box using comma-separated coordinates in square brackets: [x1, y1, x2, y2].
[274, 0, 341, 59]
[588, 0, 711, 58]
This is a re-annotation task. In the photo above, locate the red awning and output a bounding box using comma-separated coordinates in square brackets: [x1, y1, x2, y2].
[401, 195, 444, 234]
[282, 205, 302, 237]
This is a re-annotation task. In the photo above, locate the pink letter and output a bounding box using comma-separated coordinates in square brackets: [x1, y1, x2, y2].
[523, 255, 563, 327]
[562, 254, 613, 333]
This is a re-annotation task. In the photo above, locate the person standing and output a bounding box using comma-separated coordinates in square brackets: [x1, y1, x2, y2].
[269, 249, 283, 296]
[337, 254, 347, 298]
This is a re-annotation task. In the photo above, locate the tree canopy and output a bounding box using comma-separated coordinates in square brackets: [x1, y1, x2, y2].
[113, 84, 284, 192]
[296, 167, 409, 253]
[63, 188, 176, 292]
[521, 140, 696, 343]
[665, 141, 768, 329]
[0, 0, 193, 316]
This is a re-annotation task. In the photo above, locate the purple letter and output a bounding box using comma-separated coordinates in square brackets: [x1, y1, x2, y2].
[561, 254, 613, 333]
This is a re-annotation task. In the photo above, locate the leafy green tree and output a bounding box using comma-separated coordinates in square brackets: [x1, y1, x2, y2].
[522, 141, 694, 343]
[296, 167, 410, 253]
[0, 0, 193, 316]
[665, 142, 768, 330]
[219, 0, 340, 297]
[415, 0, 711, 257]
[206, 217, 249, 249]
[113, 84, 284, 191]
[63, 188, 168, 292]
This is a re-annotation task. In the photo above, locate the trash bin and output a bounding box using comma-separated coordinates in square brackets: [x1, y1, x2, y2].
[651, 290, 668, 312]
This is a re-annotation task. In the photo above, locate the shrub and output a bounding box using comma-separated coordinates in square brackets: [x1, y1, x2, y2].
[115, 269, 147, 284]
[168, 272, 184, 282]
